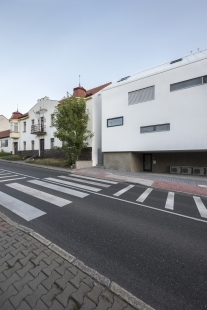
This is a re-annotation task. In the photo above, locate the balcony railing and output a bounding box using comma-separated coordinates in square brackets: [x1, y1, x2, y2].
[31, 124, 46, 135]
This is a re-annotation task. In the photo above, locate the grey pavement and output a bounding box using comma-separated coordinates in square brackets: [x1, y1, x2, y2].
[0, 213, 154, 310]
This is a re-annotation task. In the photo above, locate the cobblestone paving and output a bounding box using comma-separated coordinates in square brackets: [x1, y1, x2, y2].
[0, 218, 140, 310]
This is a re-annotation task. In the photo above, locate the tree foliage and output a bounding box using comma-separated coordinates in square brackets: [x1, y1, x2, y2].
[54, 96, 93, 166]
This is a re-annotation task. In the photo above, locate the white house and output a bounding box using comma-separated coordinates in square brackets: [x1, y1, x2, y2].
[0, 129, 11, 153]
[102, 49, 207, 174]
[3, 82, 111, 166]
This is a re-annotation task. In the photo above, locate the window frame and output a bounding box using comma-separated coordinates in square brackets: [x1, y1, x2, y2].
[50, 138, 54, 149]
[107, 117, 123, 128]
[140, 123, 170, 134]
[128, 85, 155, 105]
[170, 75, 206, 92]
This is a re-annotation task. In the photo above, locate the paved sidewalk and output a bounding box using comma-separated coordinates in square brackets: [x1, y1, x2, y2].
[0, 213, 154, 310]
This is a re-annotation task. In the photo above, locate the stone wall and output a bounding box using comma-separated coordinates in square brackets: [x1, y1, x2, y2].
[18, 150, 39, 158]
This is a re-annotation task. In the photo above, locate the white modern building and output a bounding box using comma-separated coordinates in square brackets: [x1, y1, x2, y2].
[0, 82, 111, 166]
[102, 49, 207, 173]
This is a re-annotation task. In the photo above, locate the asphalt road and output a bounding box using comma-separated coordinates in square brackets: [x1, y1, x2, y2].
[0, 161, 207, 310]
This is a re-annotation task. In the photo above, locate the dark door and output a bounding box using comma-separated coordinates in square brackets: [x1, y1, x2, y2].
[143, 154, 152, 172]
[40, 139, 44, 157]
[14, 142, 18, 155]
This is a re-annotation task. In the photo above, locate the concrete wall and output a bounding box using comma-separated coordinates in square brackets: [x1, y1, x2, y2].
[104, 152, 132, 172]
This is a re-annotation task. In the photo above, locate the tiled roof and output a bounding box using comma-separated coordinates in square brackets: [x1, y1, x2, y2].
[18, 112, 29, 119]
[85, 82, 112, 97]
[0, 129, 10, 139]
[10, 111, 22, 120]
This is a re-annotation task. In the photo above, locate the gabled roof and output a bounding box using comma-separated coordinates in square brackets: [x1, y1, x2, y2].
[0, 129, 10, 139]
[85, 82, 112, 97]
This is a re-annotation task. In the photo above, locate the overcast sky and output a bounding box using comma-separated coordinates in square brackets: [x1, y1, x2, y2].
[0, 0, 206, 119]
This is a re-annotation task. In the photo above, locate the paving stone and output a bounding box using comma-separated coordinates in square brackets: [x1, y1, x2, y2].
[55, 269, 75, 290]
[0, 301, 15, 310]
[124, 304, 137, 310]
[19, 252, 36, 266]
[83, 277, 95, 288]
[0, 272, 7, 283]
[108, 295, 128, 310]
[2, 239, 16, 250]
[42, 260, 59, 276]
[49, 299, 64, 310]
[3, 262, 22, 278]
[0, 272, 20, 292]
[25, 284, 48, 308]
[28, 271, 47, 291]
[33, 299, 48, 310]
[71, 282, 91, 306]
[68, 265, 78, 275]
[13, 238, 29, 249]
[0, 262, 9, 274]
[56, 282, 77, 307]
[100, 289, 114, 304]
[65, 298, 81, 310]
[21, 245, 39, 256]
[55, 260, 73, 276]
[87, 284, 105, 305]
[29, 261, 47, 277]
[93, 295, 112, 310]
[0, 253, 13, 265]
[31, 251, 48, 266]
[43, 251, 59, 265]
[0, 285, 18, 308]
[69, 270, 87, 289]
[17, 261, 35, 278]
[13, 272, 34, 292]
[10, 285, 33, 309]
[41, 284, 62, 307]
[10, 244, 26, 257]
[7, 252, 24, 267]
[42, 270, 61, 290]
[81, 296, 97, 310]
[0, 245, 16, 256]
[32, 244, 48, 256]
[24, 239, 41, 249]
[16, 300, 31, 310]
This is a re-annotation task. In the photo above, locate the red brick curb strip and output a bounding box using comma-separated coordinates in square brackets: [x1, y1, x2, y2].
[0, 211, 155, 310]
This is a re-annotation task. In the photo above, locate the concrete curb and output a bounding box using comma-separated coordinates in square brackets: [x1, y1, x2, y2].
[0, 211, 155, 310]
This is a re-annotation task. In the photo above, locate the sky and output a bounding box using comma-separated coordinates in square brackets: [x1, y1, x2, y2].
[0, 0, 206, 119]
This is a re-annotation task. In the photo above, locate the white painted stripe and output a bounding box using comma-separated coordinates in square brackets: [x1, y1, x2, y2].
[0, 172, 13, 175]
[59, 176, 110, 188]
[0, 169, 38, 179]
[113, 185, 134, 197]
[193, 196, 207, 218]
[44, 177, 101, 192]
[7, 183, 72, 207]
[0, 175, 18, 179]
[28, 180, 89, 198]
[70, 174, 118, 184]
[136, 188, 153, 203]
[165, 192, 174, 210]
[0, 177, 26, 183]
[198, 184, 207, 188]
[0, 191, 46, 221]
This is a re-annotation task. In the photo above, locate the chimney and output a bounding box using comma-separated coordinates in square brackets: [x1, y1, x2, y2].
[73, 86, 86, 98]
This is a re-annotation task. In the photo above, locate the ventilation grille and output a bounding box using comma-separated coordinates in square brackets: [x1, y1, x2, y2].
[128, 86, 155, 105]
[182, 167, 192, 174]
[170, 166, 181, 174]
[193, 167, 205, 175]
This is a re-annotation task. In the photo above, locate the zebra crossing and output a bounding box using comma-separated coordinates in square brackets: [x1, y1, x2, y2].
[0, 169, 206, 222]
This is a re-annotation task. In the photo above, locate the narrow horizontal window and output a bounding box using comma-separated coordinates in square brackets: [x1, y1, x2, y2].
[107, 117, 123, 127]
[203, 75, 207, 84]
[128, 86, 155, 105]
[141, 123, 170, 133]
[170, 76, 203, 92]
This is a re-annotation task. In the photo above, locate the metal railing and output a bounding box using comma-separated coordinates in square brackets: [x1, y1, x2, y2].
[31, 124, 46, 134]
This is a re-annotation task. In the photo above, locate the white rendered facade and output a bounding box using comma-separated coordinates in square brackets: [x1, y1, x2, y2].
[102, 50, 207, 173]
[0, 115, 9, 131]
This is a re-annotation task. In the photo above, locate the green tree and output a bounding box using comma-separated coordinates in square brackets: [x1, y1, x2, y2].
[54, 96, 93, 166]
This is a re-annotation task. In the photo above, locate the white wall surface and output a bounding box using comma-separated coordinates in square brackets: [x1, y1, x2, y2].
[0, 137, 12, 153]
[102, 58, 207, 152]
[0, 115, 9, 131]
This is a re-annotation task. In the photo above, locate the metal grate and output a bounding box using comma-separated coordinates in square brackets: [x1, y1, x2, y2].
[129, 86, 155, 105]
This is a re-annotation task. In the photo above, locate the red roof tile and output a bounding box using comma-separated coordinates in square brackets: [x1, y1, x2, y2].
[0, 130, 10, 139]
[85, 82, 112, 97]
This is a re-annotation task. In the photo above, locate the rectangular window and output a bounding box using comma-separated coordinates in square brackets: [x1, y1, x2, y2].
[128, 86, 155, 105]
[23, 122, 26, 132]
[14, 123, 18, 132]
[31, 119, 34, 126]
[107, 117, 123, 127]
[51, 138, 54, 149]
[141, 123, 170, 133]
[51, 114, 55, 126]
[1, 140, 8, 147]
[170, 76, 205, 92]
[23, 141, 26, 150]
[203, 75, 207, 84]
[31, 140, 34, 150]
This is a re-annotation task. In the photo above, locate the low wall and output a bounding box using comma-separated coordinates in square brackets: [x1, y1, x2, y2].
[76, 160, 93, 169]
